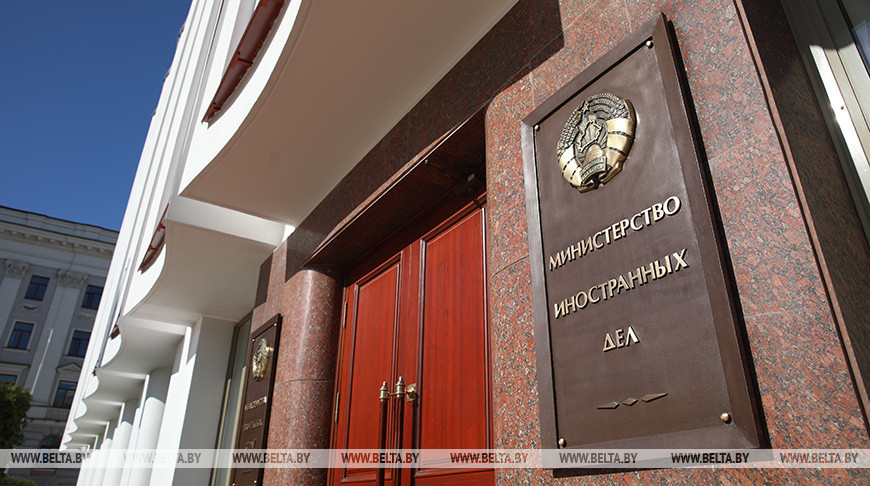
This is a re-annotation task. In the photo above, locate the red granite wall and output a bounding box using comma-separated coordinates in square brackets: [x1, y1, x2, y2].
[256, 247, 343, 485]
[737, 0, 870, 420]
[487, 0, 870, 483]
[256, 0, 870, 484]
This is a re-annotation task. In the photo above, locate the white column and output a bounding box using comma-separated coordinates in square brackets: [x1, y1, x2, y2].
[91, 420, 117, 484]
[76, 457, 90, 486]
[25, 269, 88, 400]
[101, 399, 137, 485]
[0, 260, 28, 338]
[78, 435, 102, 486]
[126, 368, 171, 486]
[76, 453, 92, 486]
[119, 400, 144, 486]
[151, 317, 234, 486]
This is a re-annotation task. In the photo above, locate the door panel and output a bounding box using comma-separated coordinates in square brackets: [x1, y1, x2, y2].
[416, 209, 491, 483]
[332, 197, 492, 486]
[419, 210, 487, 451]
[340, 262, 401, 483]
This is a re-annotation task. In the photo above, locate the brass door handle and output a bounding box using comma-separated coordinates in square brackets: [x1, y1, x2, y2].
[375, 377, 416, 486]
[393, 376, 405, 397]
[376, 381, 389, 486]
[388, 376, 418, 403]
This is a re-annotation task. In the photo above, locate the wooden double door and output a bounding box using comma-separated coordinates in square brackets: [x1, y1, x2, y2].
[331, 194, 493, 486]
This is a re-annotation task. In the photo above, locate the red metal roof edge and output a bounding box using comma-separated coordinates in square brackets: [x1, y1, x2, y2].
[203, 0, 286, 123]
[138, 206, 169, 272]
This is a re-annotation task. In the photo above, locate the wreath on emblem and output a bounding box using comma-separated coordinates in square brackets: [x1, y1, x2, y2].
[252, 338, 272, 382]
[556, 93, 636, 193]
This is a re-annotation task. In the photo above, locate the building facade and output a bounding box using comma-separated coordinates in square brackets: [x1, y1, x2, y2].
[0, 206, 117, 485]
[65, 0, 870, 485]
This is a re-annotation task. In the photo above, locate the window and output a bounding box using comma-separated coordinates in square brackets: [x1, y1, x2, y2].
[39, 436, 61, 449]
[0, 374, 16, 385]
[211, 317, 251, 486]
[81, 285, 103, 310]
[67, 330, 90, 357]
[7, 322, 34, 349]
[783, 0, 870, 241]
[24, 275, 49, 301]
[53, 381, 76, 408]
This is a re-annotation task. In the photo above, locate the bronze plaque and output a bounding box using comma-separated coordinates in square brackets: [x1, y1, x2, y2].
[522, 14, 764, 450]
[230, 314, 281, 486]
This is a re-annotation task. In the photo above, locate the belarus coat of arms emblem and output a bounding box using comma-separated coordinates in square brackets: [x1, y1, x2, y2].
[252, 337, 273, 382]
[556, 93, 636, 193]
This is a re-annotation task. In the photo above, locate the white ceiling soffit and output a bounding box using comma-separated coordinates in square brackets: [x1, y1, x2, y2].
[130, 220, 277, 324]
[182, 0, 519, 225]
[122, 197, 284, 325]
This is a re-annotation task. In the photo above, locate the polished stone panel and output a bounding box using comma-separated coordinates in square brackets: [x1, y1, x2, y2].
[256, 265, 341, 486]
[256, 0, 870, 483]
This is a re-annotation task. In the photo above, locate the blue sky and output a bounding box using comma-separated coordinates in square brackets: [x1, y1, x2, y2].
[0, 2, 193, 231]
